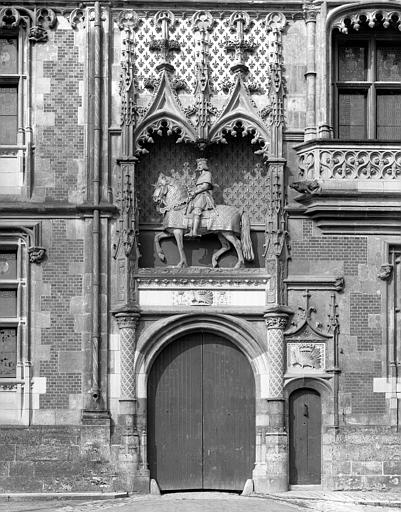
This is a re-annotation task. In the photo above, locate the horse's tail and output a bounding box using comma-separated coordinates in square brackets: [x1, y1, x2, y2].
[241, 211, 254, 261]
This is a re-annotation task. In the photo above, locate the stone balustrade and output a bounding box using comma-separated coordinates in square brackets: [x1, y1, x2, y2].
[296, 140, 401, 184]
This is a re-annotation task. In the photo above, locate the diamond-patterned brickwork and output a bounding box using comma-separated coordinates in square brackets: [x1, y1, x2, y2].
[267, 328, 284, 398]
[120, 326, 136, 400]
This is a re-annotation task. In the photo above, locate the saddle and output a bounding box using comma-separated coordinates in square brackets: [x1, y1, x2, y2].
[183, 211, 214, 230]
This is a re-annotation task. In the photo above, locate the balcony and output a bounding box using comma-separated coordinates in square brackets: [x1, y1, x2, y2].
[291, 140, 401, 234]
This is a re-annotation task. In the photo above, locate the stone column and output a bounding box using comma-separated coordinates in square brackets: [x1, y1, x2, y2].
[114, 307, 141, 490]
[304, 3, 318, 140]
[263, 307, 291, 492]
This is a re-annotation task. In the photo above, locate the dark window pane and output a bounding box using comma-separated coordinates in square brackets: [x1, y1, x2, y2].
[377, 91, 401, 139]
[338, 45, 367, 81]
[0, 251, 17, 279]
[0, 87, 17, 144]
[377, 45, 401, 81]
[338, 91, 367, 139]
[0, 289, 17, 317]
[0, 38, 17, 74]
[0, 328, 17, 377]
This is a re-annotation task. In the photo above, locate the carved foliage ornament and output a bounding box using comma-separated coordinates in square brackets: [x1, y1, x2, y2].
[0, 6, 57, 42]
[118, 10, 140, 127]
[113, 160, 138, 259]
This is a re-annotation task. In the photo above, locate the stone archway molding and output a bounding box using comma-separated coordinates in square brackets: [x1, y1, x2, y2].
[284, 376, 332, 397]
[135, 312, 268, 399]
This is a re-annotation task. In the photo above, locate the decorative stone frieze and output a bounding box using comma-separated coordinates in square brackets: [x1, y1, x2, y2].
[332, 8, 401, 34]
[0, 6, 57, 43]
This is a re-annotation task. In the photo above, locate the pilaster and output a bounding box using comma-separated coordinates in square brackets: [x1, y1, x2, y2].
[254, 306, 292, 493]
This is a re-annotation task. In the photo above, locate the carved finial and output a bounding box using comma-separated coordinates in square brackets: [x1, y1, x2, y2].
[225, 11, 256, 74]
[192, 11, 214, 33]
[118, 10, 140, 32]
[150, 10, 180, 67]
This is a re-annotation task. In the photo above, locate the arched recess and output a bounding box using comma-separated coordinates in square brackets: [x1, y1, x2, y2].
[135, 312, 268, 400]
[324, 2, 401, 133]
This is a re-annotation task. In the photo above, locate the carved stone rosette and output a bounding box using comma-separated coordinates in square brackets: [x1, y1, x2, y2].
[114, 309, 140, 401]
[264, 310, 290, 399]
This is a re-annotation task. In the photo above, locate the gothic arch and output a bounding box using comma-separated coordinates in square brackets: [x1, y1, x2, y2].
[284, 377, 332, 425]
[134, 70, 196, 156]
[135, 313, 268, 399]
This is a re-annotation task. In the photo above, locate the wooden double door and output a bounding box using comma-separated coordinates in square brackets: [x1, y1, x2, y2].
[147, 332, 255, 491]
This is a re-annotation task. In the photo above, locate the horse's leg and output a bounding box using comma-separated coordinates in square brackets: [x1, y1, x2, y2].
[154, 231, 172, 262]
[173, 228, 187, 268]
[223, 231, 245, 269]
[212, 233, 231, 268]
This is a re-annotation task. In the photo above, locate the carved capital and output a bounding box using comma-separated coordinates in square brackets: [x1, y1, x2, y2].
[264, 313, 289, 330]
[114, 309, 140, 331]
[378, 263, 393, 281]
[28, 246, 46, 264]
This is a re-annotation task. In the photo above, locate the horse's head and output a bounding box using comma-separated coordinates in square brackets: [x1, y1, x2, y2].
[152, 173, 188, 210]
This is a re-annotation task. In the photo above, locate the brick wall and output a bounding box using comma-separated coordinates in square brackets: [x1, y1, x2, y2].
[292, 221, 368, 275]
[40, 219, 84, 409]
[350, 293, 381, 351]
[37, 29, 84, 202]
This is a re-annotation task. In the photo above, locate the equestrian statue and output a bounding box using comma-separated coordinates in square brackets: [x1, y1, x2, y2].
[152, 158, 254, 269]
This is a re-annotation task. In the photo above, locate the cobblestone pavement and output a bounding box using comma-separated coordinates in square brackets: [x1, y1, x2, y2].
[1, 492, 401, 512]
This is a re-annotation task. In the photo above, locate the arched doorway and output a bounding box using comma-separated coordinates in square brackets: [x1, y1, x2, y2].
[289, 388, 322, 485]
[147, 331, 255, 491]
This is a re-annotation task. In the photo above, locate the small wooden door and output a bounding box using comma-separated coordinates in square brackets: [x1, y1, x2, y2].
[289, 388, 322, 485]
[147, 332, 255, 491]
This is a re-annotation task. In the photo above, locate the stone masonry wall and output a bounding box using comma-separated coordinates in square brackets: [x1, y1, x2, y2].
[0, 427, 120, 492]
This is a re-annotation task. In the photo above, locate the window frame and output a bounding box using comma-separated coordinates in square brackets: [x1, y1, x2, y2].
[0, 234, 29, 424]
[333, 31, 401, 140]
[0, 26, 30, 196]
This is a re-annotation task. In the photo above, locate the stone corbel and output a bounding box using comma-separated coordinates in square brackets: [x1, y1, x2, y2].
[28, 246, 46, 264]
[378, 263, 393, 281]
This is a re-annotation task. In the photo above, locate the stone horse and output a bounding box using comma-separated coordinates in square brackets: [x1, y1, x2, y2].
[152, 173, 254, 269]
